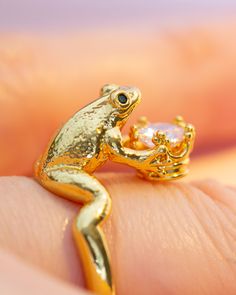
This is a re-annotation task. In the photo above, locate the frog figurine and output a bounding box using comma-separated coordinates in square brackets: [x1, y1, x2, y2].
[34, 84, 163, 295]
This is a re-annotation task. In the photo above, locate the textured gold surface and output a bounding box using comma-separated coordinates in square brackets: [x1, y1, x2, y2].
[35, 84, 195, 295]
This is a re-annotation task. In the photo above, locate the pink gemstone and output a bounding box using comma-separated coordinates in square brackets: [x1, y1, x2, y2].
[138, 123, 184, 147]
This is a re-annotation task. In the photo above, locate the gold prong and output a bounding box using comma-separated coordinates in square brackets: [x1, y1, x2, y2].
[174, 115, 185, 126]
[158, 131, 166, 139]
[137, 116, 148, 127]
[130, 125, 138, 138]
[152, 130, 166, 145]
[184, 123, 195, 141]
[185, 123, 194, 133]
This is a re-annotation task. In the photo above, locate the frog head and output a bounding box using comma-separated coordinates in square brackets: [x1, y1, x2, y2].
[100, 84, 141, 129]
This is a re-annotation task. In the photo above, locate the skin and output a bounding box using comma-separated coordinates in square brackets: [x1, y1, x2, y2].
[1, 172, 236, 295]
[1, 25, 236, 294]
[0, 250, 91, 295]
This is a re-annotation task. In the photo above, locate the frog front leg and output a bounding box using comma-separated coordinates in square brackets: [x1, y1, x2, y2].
[36, 165, 114, 295]
[105, 127, 159, 171]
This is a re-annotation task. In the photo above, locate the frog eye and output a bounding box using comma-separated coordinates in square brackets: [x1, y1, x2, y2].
[116, 93, 131, 109]
[110, 89, 131, 110]
[117, 93, 128, 105]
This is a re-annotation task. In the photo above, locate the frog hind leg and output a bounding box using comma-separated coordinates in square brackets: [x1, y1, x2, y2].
[37, 167, 114, 295]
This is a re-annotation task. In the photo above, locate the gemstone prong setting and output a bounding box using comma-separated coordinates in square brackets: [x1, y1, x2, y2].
[124, 117, 195, 180]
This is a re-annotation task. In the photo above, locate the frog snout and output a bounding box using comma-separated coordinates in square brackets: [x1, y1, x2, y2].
[129, 87, 141, 105]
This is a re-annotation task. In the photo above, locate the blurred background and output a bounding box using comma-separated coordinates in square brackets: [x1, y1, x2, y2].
[0, 0, 236, 175]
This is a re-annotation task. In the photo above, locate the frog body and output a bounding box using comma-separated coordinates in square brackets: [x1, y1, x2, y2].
[35, 84, 158, 295]
[37, 85, 141, 174]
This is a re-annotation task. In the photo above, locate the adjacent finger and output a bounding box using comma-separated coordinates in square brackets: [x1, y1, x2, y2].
[1, 23, 236, 175]
[188, 147, 236, 185]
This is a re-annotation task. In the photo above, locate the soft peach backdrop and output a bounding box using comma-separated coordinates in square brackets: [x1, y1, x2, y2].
[1, 4, 236, 295]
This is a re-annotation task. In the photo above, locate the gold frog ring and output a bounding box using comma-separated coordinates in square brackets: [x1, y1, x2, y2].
[34, 84, 195, 295]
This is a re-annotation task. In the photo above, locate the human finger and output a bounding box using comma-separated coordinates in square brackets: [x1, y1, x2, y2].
[1, 23, 236, 175]
[0, 175, 236, 294]
[0, 249, 90, 295]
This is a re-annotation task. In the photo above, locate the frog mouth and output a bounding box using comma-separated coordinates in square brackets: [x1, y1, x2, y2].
[118, 97, 140, 121]
[120, 103, 136, 119]
[128, 103, 136, 113]
[128, 99, 140, 114]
